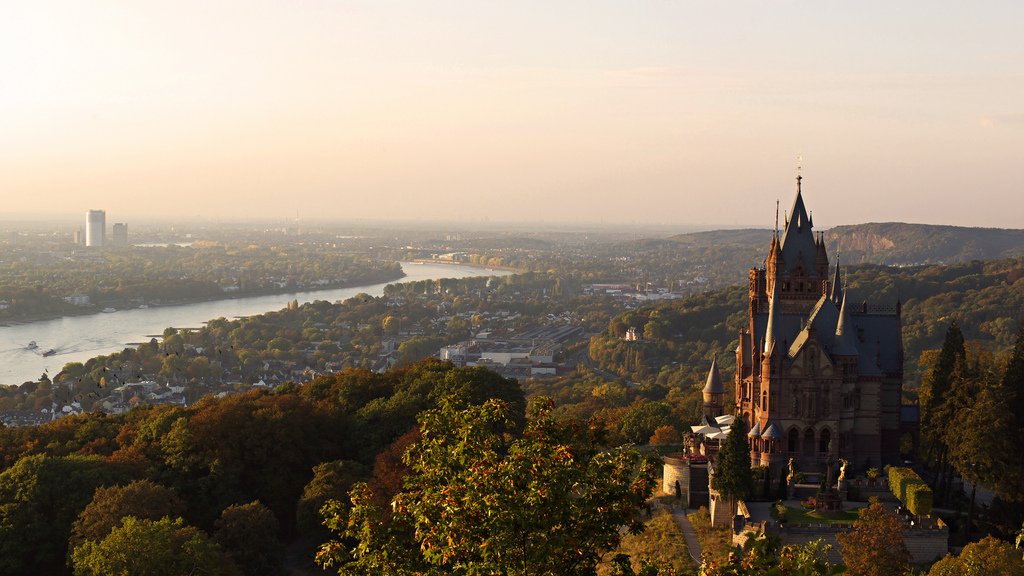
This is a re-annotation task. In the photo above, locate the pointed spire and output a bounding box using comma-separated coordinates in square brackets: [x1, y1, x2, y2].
[703, 354, 725, 394]
[830, 257, 843, 304]
[834, 288, 858, 356]
[764, 277, 780, 356]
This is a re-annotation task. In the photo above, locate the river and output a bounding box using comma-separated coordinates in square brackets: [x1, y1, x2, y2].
[0, 262, 511, 386]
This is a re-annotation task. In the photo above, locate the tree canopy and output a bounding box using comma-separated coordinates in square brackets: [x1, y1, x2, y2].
[317, 397, 658, 575]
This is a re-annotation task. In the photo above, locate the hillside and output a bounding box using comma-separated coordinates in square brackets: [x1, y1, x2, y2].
[659, 223, 1024, 287]
[824, 222, 1024, 265]
[590, 257, 1024, 393]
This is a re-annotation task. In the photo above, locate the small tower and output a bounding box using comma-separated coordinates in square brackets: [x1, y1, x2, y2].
[703, 354, 725, 419]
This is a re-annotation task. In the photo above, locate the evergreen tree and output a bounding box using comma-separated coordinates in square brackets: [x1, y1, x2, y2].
[711, 416, 752, 506]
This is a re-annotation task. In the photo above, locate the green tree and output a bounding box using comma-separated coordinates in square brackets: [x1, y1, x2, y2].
[699, 533, 843, 576]
[70, 479, 186, 551]
[318, 397, 657, 575]
[214, 501, 283, 576]
[0, 454, 126, 574]
[999, 325, 1024, 502]
[836, 500, 910, 576]
[711, 416, 752, 509]
[71, 516, 238, 576]
[928, 535, 1024, 576]
[297, 460, 369, 537]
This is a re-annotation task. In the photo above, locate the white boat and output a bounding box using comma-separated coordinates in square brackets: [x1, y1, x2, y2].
[27, 341, 37, 350]
[102, 307, 117, 313]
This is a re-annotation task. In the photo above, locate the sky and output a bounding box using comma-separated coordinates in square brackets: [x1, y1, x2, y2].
[1, 1, 1022, 229]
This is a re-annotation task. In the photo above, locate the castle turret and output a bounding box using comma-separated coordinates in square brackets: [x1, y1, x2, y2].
[703, 354, 725, 419]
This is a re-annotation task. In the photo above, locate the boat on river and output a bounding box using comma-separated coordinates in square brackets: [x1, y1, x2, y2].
[42, 349, 56, 357]
[27, 341, 37, 350]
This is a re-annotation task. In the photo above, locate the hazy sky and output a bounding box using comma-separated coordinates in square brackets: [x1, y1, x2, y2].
[2, 1, 1022, 228]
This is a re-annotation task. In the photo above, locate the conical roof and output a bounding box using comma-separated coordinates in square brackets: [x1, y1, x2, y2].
[761, 422, 783, 439]
[830, 261, 843, 304]
[764, 278, 781, 355]
[833, 290, 858, 356]
[747, 420, 762, 437]
[703, 354, 725, 394]
[778, 179, 818, 275]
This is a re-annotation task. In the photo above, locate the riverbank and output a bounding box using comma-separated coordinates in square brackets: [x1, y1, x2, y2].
[0, 262, 512, 386]
[0, 268, 407, 327]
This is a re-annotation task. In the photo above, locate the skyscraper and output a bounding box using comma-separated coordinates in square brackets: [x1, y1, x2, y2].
[86, 210, 105, 247]
[112, 223, 128, 246]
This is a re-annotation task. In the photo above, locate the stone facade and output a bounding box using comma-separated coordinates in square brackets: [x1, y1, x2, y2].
[734, 178, 904, 477]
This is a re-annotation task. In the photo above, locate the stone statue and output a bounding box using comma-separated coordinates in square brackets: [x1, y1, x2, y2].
[837, 458, 848, 490]
[786, 458, 795, 485]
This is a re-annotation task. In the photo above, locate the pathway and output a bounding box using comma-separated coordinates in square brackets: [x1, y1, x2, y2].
[671, 508, 703, 566]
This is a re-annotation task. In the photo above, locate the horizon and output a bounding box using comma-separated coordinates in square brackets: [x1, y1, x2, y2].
[3, 2, 1022, 227]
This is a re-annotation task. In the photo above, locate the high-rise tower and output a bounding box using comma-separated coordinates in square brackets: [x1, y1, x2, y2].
[85, 210, 106, 247]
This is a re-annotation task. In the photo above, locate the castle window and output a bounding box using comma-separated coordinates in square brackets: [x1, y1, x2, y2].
[761, 390, 767, 412]
[803, 429, 815, 456]
[819, 428, 831, 453]
[788, 428, 798, 453]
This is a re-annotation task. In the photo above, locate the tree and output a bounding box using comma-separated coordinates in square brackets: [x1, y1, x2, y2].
[71, 516, 238, 576]
[699, 533, 843, 576]
[620, 401, 677, 445]
[928, 535, 1024, 576]
[215, 501, 283, 576]
[998, 325, 1024, 502]
[837, 500, 910, 576]
[711, 416, 752, 508]
[297, 460, 369, 536]
[648, 425, 681, 446]
[0, 454, 126, 575]
[70, 479, 186, 551]
[317, 397, 657, 575]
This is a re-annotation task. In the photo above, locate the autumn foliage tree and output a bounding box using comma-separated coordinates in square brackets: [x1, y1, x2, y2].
[837, 500, 910, 576]
[317, 397, 658, 575]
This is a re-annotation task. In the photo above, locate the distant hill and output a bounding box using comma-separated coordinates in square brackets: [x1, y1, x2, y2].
[665, 223, 1024, 269]
[824, 223, 1024, 265]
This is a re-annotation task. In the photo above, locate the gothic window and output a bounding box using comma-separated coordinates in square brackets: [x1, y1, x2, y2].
[761, 390, 767, 412]
[803, 428, 815, 456]
[788, 428, 798, 453]
[819, 428, 831, 453]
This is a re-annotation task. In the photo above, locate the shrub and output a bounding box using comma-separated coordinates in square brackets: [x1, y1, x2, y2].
[906, 484, 933, 517]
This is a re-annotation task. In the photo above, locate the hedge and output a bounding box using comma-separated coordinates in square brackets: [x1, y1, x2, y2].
[887, 466, 933, 517]
[906, 483, 933, 517]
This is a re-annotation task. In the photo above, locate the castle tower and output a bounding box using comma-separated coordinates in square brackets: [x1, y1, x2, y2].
[734, 178, 904, 476]
[703, 354, 725, 419]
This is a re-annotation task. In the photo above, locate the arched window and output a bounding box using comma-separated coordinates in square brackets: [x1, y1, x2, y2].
[803, 428, 815, 456]
[788, 428, 799, 453]
[761, 390, 768, 412]
[819, 428, 831, 453]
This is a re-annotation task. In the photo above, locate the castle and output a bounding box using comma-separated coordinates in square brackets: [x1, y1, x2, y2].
[705, 176, 904, 476]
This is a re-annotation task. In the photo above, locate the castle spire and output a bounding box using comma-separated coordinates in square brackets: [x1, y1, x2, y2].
[703, 354, 725, 395]
[834, 278, 858, 356]
[764, 276, 780, 356]
[830, 254, 843, 304]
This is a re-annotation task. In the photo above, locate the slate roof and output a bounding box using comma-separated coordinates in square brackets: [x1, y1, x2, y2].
[703, 354, 725, 394]
[777, 184, 819, 277]
[754, 292, 900, 375]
